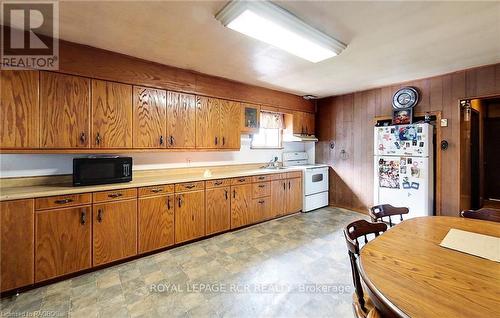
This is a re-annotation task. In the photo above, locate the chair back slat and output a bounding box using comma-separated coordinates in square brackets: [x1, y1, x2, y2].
[370, 204, 409, 227]
[343, 219, 387, 314]
[460, 208, 500, 223]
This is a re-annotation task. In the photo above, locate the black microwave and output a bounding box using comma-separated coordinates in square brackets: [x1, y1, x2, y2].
[73, 157, 132, 186]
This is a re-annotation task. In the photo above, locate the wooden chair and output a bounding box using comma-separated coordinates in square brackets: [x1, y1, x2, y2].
[344, 220, 387, 317]
[460, 208, 500, 223]
[369, 204, 409, 227]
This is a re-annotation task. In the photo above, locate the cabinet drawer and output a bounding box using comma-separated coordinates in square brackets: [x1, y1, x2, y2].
[93, 188, 137, 203]
[286, 171, 302, 179]
[175, 181, 205, 192]
[35, 193, 91, 210]
[138, 184, 174, 197]
[230, 176, 252, 185]
[252, 175, 270, 182]
[206, 179, 230, 189]
[270, 173, 284, 180]
[253, 182, 271, 198]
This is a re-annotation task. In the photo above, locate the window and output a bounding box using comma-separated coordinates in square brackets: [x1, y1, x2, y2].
[251, 111, 284, 148]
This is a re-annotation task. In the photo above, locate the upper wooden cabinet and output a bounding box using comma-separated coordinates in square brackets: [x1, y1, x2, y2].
[91, 80, 133, 148]
[220, 100, 241, 149]
[196, 96, 220, 148]
[0, 70, 39, 148]
[167, 91, 196, 148]
[0, 199, 34, 292]
[241, 103, 260, 134]
[293, 111, 315, 135]
[133, 86, 167, 148]
[196, 97, 241, 149]
[40, 72, 90, 148]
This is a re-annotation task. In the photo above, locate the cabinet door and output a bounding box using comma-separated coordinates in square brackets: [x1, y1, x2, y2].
[0, 70, 39, 148]
[305, 112, 315, 135]
[133, 86, 167, 148]
[206, 186, 230, 235]
[293, 111, 304, 135]
[220, 100, 241, 149]
[40, 72, 90, 148]
[271, 179, 287, 218]
[196, 96, 220, 148]
[286, 178, 303, 214]
[253, 197, 272, 223]
[0, 199, 34, 292]
[175, 191, 205, 243]
[167, 91, 196, 148]
[93, 200, 137, 266]
[35, 205, 91, 282]
[230, 183, 253, 229]
[138, 194, 174, 253]
[91, 80, 132, 148]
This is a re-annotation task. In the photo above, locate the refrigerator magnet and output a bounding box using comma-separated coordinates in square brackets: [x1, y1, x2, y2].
[411, 182, 420, 189]
[403, 182, 411, 189]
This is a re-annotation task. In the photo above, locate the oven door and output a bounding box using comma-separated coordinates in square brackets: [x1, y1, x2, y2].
[304, 167, 329, 196]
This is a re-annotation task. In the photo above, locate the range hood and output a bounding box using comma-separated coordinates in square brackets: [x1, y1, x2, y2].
[283, 134, 319, 142]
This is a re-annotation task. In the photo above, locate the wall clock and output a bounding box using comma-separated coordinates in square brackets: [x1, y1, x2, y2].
[392, 87, 419, 110]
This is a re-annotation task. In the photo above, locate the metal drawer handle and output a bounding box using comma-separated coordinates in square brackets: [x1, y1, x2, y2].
[95, 132, 101, 145]
[215, 136, 218, 145]
[55, 198, 73, 204]
[185, 185, 195, 189]
[108, 193, 123, 198]
[224, 190, 228, 200]
[167, 197, 171, 210]
[80, 132, 86, 144]
[233, 190, 236, 198]
[258, 176, 265, 180]
[258, 184, 266, 188]
[97, 209, 103, 223]
[80, 210, 86, 225]
[238, 178, 246, 182]
[160, 135, 164, 145]
[222, 137, 225, 145]
[151, 188, 163, 193]
[258, 200, 265, 204]
[178, 196, 183, 208]
[214, 181, 223, 186]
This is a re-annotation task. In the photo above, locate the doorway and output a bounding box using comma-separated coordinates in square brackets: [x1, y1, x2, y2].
[460, 97, 500, 211]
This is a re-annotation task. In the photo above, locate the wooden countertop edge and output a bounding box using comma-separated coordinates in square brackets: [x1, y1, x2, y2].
[0, 168, 303, 201]
[357, 256, 410, 318]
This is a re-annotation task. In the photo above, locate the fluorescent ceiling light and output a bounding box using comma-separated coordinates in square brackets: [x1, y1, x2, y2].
[216, 1, 346, 63]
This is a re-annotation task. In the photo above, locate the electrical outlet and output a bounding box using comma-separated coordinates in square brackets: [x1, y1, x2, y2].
[440, 119, 448, 127]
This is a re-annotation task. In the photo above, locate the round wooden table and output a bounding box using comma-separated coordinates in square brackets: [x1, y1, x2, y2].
[359, 216, 500, 318]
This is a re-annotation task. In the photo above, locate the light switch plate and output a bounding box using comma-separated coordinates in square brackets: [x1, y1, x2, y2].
[440, 119, 448, 127]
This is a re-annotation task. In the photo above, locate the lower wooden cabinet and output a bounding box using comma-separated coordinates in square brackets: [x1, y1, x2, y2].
[93, 199, 137, 266]
[1, 199, 34, 292]
[270, 179, 287, 217]
[253, 197, 272, 223]
[230, 183, 253, 229]
[138, 194, 174, 254]
[35, 205, 91, 282]
[286, 178, 303, 214]
[206, 186, 230, 235]
[175, 191, 205, 243]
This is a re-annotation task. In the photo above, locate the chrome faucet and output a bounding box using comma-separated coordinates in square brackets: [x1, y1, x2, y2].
[263, 157, 279, 169]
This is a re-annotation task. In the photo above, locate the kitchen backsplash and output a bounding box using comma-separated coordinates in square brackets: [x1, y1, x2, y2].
[0, 136, 315, 178]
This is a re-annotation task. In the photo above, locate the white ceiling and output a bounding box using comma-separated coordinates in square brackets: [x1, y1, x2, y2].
[46, 1, 500, 97]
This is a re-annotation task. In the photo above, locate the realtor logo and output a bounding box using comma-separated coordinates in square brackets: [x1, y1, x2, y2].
[1, 0, 59, 70]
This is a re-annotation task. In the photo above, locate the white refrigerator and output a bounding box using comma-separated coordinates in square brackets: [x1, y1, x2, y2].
[373, 123, 434, 219]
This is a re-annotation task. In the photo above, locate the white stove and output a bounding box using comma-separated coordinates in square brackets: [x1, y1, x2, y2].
[283, 152, 329, 212]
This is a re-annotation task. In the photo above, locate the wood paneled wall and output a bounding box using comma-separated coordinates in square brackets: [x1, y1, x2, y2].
[55, 40, 313, 112]
[316, 63, 500, 216]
